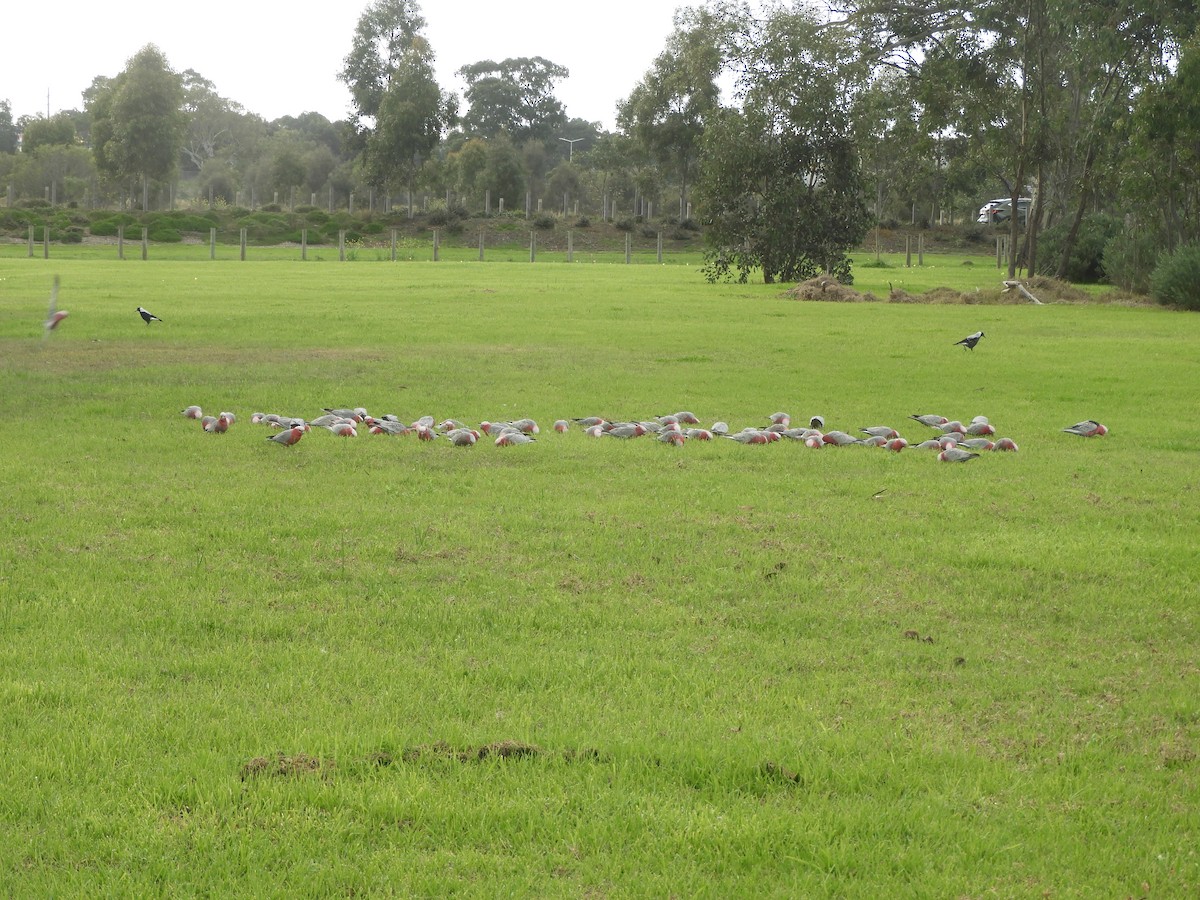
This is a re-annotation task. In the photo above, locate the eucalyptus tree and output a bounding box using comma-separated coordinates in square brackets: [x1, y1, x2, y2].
[18, 113, 77, 154]
[87, 45, 186, 207]
[617, 7, 723, 218]
[0, 100, 17, 154]
[457, 57, 568, 146]
[340, 0, 456, 199]
[695, 3, 872, 283]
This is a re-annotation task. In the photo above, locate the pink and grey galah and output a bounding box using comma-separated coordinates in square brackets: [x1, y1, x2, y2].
[553, 420, 570, 433]
[910, 414, 949, 427]
[1063, 420, 1108, 437]
[495, 431, 535, 446]
[822, 430, 862, 446]
[993, 437, 1019, 451]
[43, 276, 67, 335]
[203, 413, 232, 434]
[861, 425, 900, 439]
[938, 446, 980, 462]
[267, 426, 304, 446]
[884, 437, 909, 452]
[182, 405, 203, 419]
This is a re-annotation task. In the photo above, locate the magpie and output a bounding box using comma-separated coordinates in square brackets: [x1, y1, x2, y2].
[137, 306, 162, 325]
[954, 330, 984, 350]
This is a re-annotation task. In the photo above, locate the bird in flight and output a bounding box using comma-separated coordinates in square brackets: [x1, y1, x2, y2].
[954, 330, 984, 350]
[43, 276, 68, 338]
[137, 306, 163, 325]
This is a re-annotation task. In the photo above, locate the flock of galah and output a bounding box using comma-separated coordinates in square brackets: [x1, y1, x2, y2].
[41, 279, 1108, 458]
[179, 405, 1109, 461]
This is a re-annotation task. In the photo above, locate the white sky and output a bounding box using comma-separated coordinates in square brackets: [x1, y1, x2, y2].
[2, 1, 684, 131]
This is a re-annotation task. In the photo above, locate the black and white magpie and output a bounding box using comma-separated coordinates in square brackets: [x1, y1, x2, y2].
[954, 330, 984, 350]
[137, 306, 162, 325]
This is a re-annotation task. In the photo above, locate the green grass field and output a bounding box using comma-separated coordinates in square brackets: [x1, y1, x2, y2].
[1, 257, 1196, 896]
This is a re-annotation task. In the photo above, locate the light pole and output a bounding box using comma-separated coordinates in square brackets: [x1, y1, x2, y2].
[558, 137, 583, 161]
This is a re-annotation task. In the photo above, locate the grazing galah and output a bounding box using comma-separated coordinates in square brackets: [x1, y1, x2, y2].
[413, 415, 435, 428]
[724, 430, 769, 444]
[414, 424, 436, 441]
[960, 438, 995, 451]
[553, 420, 570, 433]
[437, 419, 467, 432]
[573, 417, 607, 428]
[861, 435, 888, 447]
[203, 413, 231, 434]
[329, 422, 357, 437]
[511, 418, 539, 434]
[710, 421, 730, 435]
[604, 423, 647, 439]
[767, 411, 791, 426]
[658, 430, 686, 446]
[685, 428, 714, 441]
[910, 414, 949, 427]
[639, 421, 663, 433]
[267, 426, 304, 446]
[862, 426, 900, 439]
[822, 430, 862, 446]
[970, 415, 990, 425]
[311, 414, 348, 428]
[938, 446, 980, 462]
[495, 431, 535, 446]
[657, 414, 680, 426]
[448, 429, 478, 446]
[804, 436, 824, 449]
[370, 420, 410, 435]
[1064, 420, 1108, 437]
[137, 306, 162, 325]
[250, 412, 266, 424]
[884, 437, 908, 452]
[584, 425, 604, 438]
[938, 420, 967, 434]
[218, 412, 237, 424]
[913, 439, 944, 450]
[937, 434, 962, 448]
[323, 408, 365, 422]
[965, 421, 996, 436]
[181, 405, 203, 419]
[954, 330, 984, 350]
[43, 276, 67, 336]
[993, 438, 1019, 451]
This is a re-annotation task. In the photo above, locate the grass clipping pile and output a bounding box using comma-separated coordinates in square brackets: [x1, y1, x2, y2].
[783, 274, 1092, 304]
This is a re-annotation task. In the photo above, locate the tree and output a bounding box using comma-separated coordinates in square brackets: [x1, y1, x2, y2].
[617, 8, 723, 218]
[88, 45, 186, 205]
[695, 4, 872, 283]
[0, 100, 18, 154]
[457, 57, 568, 145]
[340, 0, 455, 195]
[18, 113, 77, 154]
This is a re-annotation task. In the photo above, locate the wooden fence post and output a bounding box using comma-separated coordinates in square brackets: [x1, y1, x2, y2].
[301, 228, 308, 261]
[905, 235, 912, 268]
[27, 225, 34, 257]
[240, 228, 247, 261]
[118, 225, 124, 260]
[918, 232, 924, 266]
[529, 231, 536, 262]
[433, 229, 440, 261]
[567, 230, 573, 263]
[478, 231, 485, 261]
[625, 233, 632, 264]
[43, 226, 50, 259]
[390, 228, 397, 262]
[338, 230, 346, 261]
[210, 227, 216, 260]
[656, 231, 663, 263]
[141, 227, 149, 260]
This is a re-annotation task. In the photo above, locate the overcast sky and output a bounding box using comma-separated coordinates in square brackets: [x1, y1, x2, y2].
[2, 1, 683, 131]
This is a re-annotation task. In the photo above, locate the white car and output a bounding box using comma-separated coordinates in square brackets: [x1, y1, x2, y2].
[977, 197, 1032, 225]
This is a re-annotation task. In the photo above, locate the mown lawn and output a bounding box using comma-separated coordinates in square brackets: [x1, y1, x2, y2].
[1, 258, 1195, 896]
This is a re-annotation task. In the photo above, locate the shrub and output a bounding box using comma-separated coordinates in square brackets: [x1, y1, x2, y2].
[614, 218, 634, 232]
[60, 226, 84, 243]
[1036, 213, 1122, 283]
[575, 216, 591, 228]
[1103, 229, 1160, 294]
[147, 226, 182, 243]
[533, 213, 555, 230]
[640, 225, 659, 240]
[1150, 244, 1200, 310]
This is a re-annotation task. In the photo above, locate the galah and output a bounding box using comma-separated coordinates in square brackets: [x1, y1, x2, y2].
[861, 435, 888, 447]
[910, 414, 948, 427]
[181, 405, 203, 419]
[43, 276, 67, 335]
[414, 424, 436, 441]
[993, 438, 1019, 451]
[861, 426, 900, 439]
[511, 418, 539, 434]
[954, 330, 984, 350]
[448, 429, 478, 446]
[913, 439, 944, 450]
[724, 430, 769, 444]
[710, 421, 730, 435]
[573, 417, 607, 428]
[938, 421, 967, 434]
[767, 412, 791, 426]
[960, 438, 995, 451]
[938, 446, 980, 462]
[884, 437, 908, 452]
[822, 431, 862, 446]
[604, 423, 647, 438]
[1064, 420, 1108, 437]
[329, 422, 357, 437]
[496, 432, 535, 446]
[203, 413, 231, 434]
[966, 421, 996, 435]
[658, 431, 686, 446]
[553, 420, 570, 433]
[267, 426, 304, 446]
[685, 429, 714, 441]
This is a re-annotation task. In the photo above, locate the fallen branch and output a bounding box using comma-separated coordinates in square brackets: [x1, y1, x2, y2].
[1002, 280, 1044, 305]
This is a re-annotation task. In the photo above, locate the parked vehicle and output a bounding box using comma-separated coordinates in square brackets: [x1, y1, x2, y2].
[977, 197, 1032, 225]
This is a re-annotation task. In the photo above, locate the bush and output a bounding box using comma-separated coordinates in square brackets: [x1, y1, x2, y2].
[147, 226, 182, 243]
[614, 218, 634, 232]
[60, 226, 84, 244]
[1103, 230, 1160, 294]
[1036, 213, 1122, 283]
[533, 213, 555, 230]
[575, 216, 591, 228]
[1150, 244, 1200, 310]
